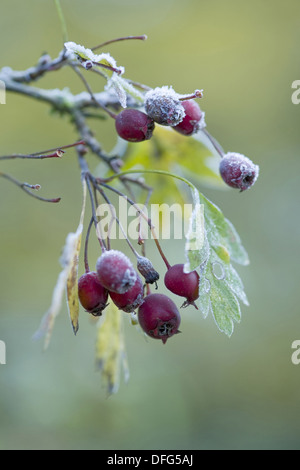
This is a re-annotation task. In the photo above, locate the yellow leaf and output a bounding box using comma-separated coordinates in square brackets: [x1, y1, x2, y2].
[33, 180, 87, 349]
[95, 302, 129, 395]
[66, 179, 87, 335]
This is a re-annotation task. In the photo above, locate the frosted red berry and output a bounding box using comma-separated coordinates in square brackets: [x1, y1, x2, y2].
[78, 271, 108, 316]
[96, 250, 137, 294]
[164, 264, 199, 308]
[110, 274, 144, 313]
[173, 100, 205, 136]
[138, 293, 181, 344]
[219, 152, 259, 192]
[144, 86, 185, 126]
[115, 109, 155, 142]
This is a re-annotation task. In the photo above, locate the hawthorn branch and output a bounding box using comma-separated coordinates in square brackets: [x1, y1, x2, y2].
[0, 55, 128, 170]
[0, 51, 67, 84]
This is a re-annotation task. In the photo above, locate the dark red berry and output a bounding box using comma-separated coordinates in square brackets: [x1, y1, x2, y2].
[219, 152, 259, 192]
[110, 275, 144, 313]
[115, 109, 155, 142]
[137, 256, 160, 285]
[173, 100, 205, 136]
[138, 293, 181, 344]
[144, 86, 185, 126]
[96, 250, 137, 294]
[164, 264, 199, 309]
[78, 271, 108, 316]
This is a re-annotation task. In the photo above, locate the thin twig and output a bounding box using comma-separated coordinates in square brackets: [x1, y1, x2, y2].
[0, 140, 85, 161]
[71, 65, 117, 118]
[54, 0, 69, 44]
[0, 172, 61, 203]
[94, 181, 140, 259]
[91, 35, 147, 51]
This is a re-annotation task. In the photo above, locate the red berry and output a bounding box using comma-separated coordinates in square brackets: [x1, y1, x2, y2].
[144, 86, 185, 126]
[78, 272, 108, 316]
[138, 293, 181, 344]
[110, 275, 144, 313]
[164, 264, 199, 308]
[173, 100, 205, 136]
[115, 109, 155, 142]
[96, 250, 137, 294]
[219, 152, 259, 192]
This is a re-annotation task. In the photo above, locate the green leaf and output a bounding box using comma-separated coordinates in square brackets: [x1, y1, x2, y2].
[224, 263, 249, 306]
[198, 273, 211, 319]
[197, 246, 247, 336]
[206, 261, 241, 337]
[189, 189, 249, 336]
[198, 192, 249, 266]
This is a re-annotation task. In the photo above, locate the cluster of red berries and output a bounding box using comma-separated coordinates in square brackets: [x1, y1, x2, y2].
[78, 250, 200, 344]
[114, 86, 205, 144]
[114, 86, 259, 192]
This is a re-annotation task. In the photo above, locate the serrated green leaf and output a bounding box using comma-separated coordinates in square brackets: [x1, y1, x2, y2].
[197, 248, 247, 336]
[198, 193, 228, 244]
[207, 265, 241, 337]
[197, 271, 211, 319]
[225, 264, 249, 306]
[198, 192, 249, 266]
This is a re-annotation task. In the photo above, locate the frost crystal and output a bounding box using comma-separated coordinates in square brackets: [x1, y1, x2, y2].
[64, 42, 124, 75]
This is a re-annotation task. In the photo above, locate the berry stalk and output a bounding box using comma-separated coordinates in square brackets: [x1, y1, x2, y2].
[84, 217, 94, 273]
[96, 180, 171, 270]
[178, 89, 203, 101]
[201, 128, 225, 158]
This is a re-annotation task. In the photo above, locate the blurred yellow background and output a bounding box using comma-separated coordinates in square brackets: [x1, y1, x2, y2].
[0, 0, 300, 450]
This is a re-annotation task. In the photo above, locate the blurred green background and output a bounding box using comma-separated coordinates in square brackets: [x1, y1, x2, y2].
[1, 0, 300, 450]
